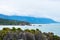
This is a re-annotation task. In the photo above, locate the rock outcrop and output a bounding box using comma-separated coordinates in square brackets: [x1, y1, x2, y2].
[0, 27, 60, 40]
[3, 32, 48, 40]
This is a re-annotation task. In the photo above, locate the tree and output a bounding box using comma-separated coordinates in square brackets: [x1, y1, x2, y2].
[30, 29, 35, 34]
[24, 29, 30, 32]
[3, 28, 10, 31]
[53, 35, 60, 40]
[12, 27, 16, 32]
[17, 28, 22, 31]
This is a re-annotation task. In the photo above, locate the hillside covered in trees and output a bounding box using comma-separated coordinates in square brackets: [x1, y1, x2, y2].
[0, 18, 30, 25]
[0, 27, 60, 40]
[0, 14, 58, 24]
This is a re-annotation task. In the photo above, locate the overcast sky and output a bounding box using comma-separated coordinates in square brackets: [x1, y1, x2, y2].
[0, 0, 60, 22]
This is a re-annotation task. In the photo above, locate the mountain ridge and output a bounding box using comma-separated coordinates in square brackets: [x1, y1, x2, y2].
[0, 14, 58, 24]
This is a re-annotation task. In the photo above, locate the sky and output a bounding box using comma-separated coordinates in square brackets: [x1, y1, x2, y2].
[0, 0, 60, 22]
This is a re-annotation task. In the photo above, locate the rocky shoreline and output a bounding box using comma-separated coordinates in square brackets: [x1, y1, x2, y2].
[0, 27, 60, 40]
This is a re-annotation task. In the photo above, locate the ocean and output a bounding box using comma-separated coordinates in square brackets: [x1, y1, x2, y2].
[0, 23, 60, 36]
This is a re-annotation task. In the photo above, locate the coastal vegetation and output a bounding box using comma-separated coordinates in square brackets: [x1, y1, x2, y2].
[0, 18, 30, 25]
[0, 27, 60, 40]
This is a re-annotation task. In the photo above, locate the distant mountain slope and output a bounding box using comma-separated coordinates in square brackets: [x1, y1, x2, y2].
[0, 18, 30, 25]
[0, 14, 57, 24]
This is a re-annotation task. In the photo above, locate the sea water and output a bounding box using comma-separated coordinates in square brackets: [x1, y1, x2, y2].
[0, 23, 60, 36]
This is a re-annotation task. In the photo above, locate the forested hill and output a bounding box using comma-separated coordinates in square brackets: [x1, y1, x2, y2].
[0, 14, 58, 24]
[0, 18, 30, 25]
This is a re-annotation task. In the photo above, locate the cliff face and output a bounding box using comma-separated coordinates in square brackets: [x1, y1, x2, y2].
[3, 32, 60, 40]
[0, 27, 60, 40]
[3, 32, 48, 40]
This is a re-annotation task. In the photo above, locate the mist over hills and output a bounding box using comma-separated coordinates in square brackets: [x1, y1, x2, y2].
[0, 14, 58, 24]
